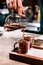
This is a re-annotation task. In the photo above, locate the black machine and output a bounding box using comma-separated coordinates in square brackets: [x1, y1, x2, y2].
[0, 0, 9, 26]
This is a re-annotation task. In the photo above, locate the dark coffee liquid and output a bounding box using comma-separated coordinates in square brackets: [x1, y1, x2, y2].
[19, 39, 28, 54]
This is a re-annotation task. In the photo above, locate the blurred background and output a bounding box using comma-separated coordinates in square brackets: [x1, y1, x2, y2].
[0, 0, 40, 32]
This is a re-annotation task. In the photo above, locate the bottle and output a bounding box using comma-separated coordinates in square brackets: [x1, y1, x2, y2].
[37, 8, 40, 22]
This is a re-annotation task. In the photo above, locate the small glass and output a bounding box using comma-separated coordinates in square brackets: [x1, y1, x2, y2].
[18, 39, 28, 54]
[24, 35, 34, 48]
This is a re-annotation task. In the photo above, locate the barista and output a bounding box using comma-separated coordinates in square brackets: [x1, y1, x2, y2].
[6, 0, 24, 16]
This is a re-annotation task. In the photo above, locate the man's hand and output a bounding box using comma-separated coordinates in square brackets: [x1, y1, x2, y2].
[17, 0, 24, 16]
[6, 0, 24, 16]
[6, 0, 17, 9]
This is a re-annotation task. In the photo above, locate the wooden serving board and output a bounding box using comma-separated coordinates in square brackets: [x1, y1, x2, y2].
[9, 47, 43, 65]
[33, 39, 43, 49]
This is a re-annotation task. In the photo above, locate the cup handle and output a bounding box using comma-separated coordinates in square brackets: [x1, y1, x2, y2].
[14, 42, 18, 49]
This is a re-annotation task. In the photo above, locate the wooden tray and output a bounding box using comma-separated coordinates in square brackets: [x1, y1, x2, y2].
[33, 39, 43, 49]
[9, 47, 43, 65]
[4, 24, 25, 31]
